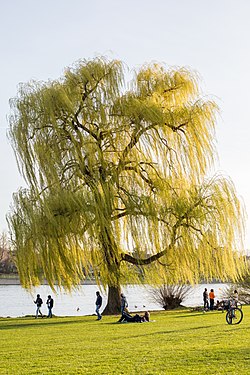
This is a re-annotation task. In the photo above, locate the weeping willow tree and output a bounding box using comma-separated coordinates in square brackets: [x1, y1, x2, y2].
[8, 57, 245, 314]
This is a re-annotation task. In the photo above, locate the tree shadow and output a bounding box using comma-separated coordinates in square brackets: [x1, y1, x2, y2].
[0, 317, 89, 331]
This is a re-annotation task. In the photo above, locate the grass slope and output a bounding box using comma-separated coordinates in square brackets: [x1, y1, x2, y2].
[0, 307, 249, 374]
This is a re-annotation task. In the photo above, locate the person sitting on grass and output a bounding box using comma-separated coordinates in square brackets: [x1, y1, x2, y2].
[215, 300, 222, 310]
[118, 310, 150, 323]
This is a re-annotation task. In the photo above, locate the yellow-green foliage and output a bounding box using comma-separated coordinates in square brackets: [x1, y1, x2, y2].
[8, 57, 245, 290]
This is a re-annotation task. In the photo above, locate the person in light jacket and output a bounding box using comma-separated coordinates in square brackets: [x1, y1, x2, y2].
[120, 293, 128, 314]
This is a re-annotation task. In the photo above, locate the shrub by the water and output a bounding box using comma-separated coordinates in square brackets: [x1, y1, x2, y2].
[150, 284, 192, 309]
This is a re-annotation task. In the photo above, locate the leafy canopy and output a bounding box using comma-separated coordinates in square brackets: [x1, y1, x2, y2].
[8, 57, 245, 290]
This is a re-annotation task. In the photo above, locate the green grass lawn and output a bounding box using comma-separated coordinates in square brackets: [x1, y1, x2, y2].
[0, 307, 249, 375]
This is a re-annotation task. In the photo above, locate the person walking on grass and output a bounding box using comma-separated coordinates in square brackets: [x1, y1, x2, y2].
[209, 289, 215, 310]
[46, 295, 54, 318]
[95, 291, 102, 320]
[34, 294, 43, 318]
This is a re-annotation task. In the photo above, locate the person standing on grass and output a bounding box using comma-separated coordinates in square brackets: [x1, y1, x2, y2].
[95, 291, 102, 320]
[46, 295, 54, 318]
[209, 289, 215, 310]
[34, 294, 43, 318]
[203, 288, 209, 310]
[233, 289, 239, 307]
[120, 293, 128, 314]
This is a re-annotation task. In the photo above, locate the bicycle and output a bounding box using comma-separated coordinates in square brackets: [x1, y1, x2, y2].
[225, 298, 243, 325]
[217, 299, 242, 312]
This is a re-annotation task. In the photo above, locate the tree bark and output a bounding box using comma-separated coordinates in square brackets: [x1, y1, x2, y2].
[102, 285, 121, 315]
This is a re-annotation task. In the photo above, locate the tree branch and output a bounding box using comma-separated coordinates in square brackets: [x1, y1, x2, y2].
[121, 247, 169, 265]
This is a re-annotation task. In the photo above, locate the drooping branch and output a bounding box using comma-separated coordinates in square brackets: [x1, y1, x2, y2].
[123, 165, 155, 190]
[73, 115, 98, 141]
[167, 122, 188, 134]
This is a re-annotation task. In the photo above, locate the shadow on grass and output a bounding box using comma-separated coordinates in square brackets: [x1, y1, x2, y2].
[99, 324, 221, 341]
[0, 313, 246, 335]
[0, 317, 90, 331]
[174, 313, 210, 318]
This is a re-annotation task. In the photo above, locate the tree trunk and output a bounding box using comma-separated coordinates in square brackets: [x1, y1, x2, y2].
[102, 285, 121, 315]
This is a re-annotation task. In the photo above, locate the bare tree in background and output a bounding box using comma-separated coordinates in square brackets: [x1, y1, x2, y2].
[0, 232, 16, 274]
[150, 284, 192, 310]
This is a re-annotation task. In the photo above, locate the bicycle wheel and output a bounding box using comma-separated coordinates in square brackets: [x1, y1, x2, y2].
[226, 307, 243, 325]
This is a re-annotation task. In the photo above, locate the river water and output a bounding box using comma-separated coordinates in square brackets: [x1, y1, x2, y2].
[0, 283, 229, 318]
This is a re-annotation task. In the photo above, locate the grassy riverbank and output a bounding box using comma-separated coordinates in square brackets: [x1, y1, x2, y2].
[0, 307, 249, 374]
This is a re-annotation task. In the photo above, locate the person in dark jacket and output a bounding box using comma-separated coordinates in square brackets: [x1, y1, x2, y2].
[118, 311, 150, 323]
[95, 291, 102, 320]
[203, 288, 209, 310]
[34, 294, 43, 318]
[46, 295, 54, 318]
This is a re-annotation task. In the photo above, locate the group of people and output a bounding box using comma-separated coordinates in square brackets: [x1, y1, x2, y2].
[34, 290, 148, 322]
[203, 288, 239, 311]
[34, 294, 54, 318]
[203, 288, 215, 310]
[95, 291, 150, 323]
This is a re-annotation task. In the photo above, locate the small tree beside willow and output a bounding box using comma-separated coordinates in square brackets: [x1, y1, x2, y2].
[8, 57, 245, 314]
[0, 232, 16, 274]
[150, 284, 192, 310]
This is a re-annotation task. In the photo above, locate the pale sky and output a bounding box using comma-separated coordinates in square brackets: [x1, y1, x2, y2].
[1, 0, 250, 249]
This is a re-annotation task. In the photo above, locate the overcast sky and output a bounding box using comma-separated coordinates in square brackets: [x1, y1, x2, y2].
[1, 0, 250, 249]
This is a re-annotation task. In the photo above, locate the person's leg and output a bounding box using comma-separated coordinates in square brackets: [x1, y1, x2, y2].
[126, 315, 135, 322]
[98, 308, 102, 320]
[118, 313, 125, 322]
[210, 300, 214, 311]
[48, 307, 52, 318]
[95, 306, 101, 320]
[123, 312, 134, 322]
[36, 306, 39, 318]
